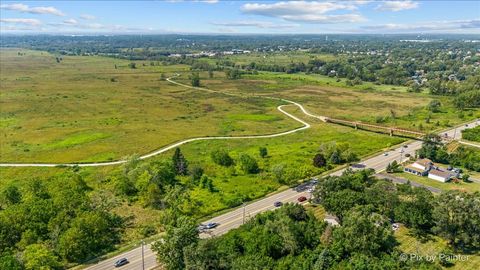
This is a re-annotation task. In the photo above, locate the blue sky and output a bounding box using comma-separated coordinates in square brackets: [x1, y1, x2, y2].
[1, 1, 479, 34]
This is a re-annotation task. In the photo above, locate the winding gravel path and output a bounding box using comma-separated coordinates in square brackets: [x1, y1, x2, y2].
[0, 75, 326, 167]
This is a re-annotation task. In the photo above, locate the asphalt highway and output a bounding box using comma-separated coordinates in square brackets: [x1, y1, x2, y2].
[84, 119, 479, 270]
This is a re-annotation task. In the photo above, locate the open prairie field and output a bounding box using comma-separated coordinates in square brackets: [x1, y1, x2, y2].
[197, 71, 479, 132]
[0, 49, 300, 163]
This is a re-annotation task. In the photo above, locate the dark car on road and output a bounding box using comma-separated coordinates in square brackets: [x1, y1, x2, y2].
[297, 196, 307, 202]
[114, 258, 129, 268]
[274, 201, 283, 207]
[205, 222, 219, 229]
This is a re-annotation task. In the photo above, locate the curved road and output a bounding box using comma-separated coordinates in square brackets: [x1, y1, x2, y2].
[0, 75, 326, 168]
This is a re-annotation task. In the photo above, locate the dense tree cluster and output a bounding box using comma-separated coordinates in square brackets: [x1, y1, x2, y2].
[0, 174, 123, 268]
[314, 170, 480, 252]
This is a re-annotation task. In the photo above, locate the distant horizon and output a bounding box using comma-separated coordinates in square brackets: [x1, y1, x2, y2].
[1, 1, 479, 35]
[2, 33, 480, 37]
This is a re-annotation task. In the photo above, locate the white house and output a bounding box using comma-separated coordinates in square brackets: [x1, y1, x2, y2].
[411, 159, 433, 171]
[404, 158, 433, 176]
[428, 169, 453, 183]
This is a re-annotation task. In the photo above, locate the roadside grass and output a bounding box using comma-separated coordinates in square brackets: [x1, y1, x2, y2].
[393, 172, 480, 193]
[395, 227, 480, 270]
[0, 49, 299, 163]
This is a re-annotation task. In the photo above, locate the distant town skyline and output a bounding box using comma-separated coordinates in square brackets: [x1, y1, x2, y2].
[1, 1, 479, 34]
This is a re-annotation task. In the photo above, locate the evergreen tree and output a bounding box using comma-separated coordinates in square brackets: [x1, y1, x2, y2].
[172, 148, 188, 176]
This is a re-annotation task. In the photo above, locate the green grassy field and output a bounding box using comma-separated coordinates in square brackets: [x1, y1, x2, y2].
[198, 71, 479, 132]
[0, 49, 301, 163]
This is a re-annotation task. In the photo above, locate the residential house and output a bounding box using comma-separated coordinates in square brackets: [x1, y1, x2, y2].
[404, 158, 433, 176]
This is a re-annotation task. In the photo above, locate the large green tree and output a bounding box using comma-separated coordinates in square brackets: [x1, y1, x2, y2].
[432, 191, 480, 250]
[153, 216, 199, 270]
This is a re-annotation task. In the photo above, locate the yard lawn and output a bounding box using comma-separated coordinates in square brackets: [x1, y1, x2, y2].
[395, 226, 480, 270]
[393, 172, 480, 193]
[0, 49, 300, 163]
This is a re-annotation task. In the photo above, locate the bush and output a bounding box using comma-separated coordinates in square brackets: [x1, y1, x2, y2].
[238, 153, 259, 174]
[211, 149, 234, 166]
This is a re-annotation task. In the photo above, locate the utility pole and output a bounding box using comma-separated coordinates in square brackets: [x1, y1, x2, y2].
[399, 149, 404, 164]
[141, 240, 145, 270]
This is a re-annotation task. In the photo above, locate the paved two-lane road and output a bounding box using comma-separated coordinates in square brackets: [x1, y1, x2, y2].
[85, 119, 479, 270]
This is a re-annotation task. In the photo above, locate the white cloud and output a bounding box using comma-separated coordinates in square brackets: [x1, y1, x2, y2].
[281, 13, 365, 23]
[211, 20, 298, 29]
[0, 3, 65, 16]
[79, 14, 96, 20]
[375, 1, 419, 12]
[361, 19, 480, 33]
[241, 1, 365, 23]
[0, 18, 42, 26]
[63, 19, 78, 25]
[167, 0, 219, 3]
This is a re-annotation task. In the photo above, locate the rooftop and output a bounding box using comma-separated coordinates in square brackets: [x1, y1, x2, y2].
[429, 169, 452, 178]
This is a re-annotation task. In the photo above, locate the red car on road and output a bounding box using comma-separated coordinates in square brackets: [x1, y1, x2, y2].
[297, 196, 307, 202]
